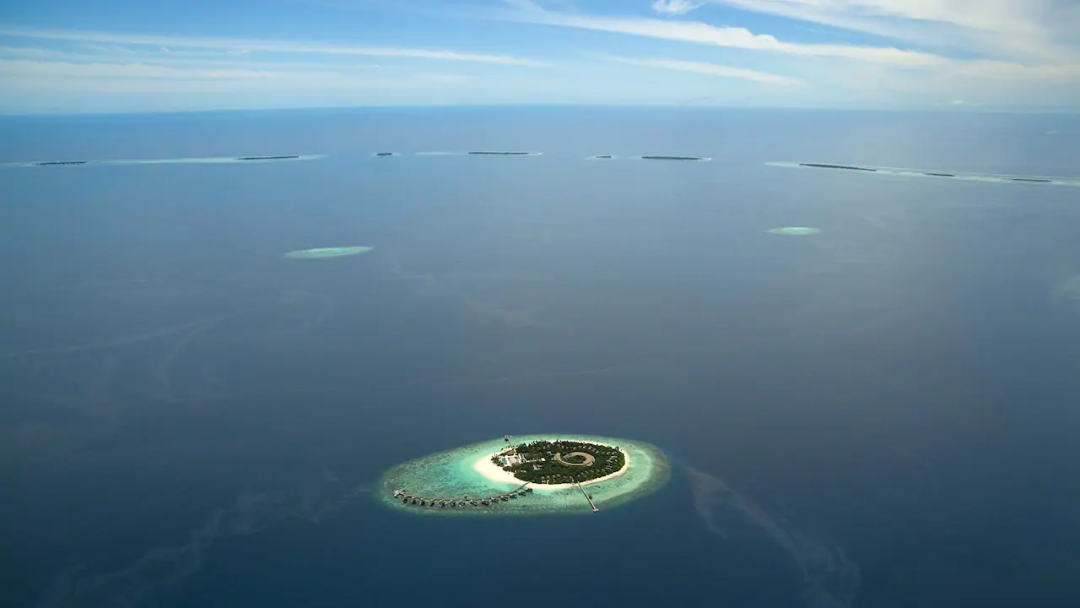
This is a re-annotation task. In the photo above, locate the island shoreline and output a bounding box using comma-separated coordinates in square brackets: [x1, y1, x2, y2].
[472, 441, 632, 491]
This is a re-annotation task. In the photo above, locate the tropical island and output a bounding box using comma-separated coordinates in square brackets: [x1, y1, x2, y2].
[765, 160, 1078, 187]
[798, 162, 877, 172]
[490, 439, 626, 485]
[377, 434, 669, 517]
[236, 155, 301, 161]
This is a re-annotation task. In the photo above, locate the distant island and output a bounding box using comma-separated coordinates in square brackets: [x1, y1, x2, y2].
[236, 155, 301, 161]
[798, 162, 876, 172]
[766, 160, 1076, 187]
[491, 439, 626, 485]
[34, 160, 88, 166]
[467, 151, 540, 156]
[640, 155, 708, 161]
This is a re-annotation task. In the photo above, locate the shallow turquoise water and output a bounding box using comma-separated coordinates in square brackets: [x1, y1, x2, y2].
[376, 434, 670, 516]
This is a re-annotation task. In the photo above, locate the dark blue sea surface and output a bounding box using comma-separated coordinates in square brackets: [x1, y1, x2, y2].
[1, 108, 1079, 607]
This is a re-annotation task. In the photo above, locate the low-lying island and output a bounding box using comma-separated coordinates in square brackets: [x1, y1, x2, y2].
[378, 434, 669, 516]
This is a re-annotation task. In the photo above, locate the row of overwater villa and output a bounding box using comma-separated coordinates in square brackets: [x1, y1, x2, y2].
[392, 485, 533, 509]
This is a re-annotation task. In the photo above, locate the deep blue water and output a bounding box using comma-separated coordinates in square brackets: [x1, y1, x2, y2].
[1, 107, 1079, 607]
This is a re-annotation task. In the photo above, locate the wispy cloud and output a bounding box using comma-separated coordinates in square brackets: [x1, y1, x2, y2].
[0, 45, 385, 71]
[648, 0, 1080, 62]
[651, 0, 705, 14]
[0, 25, 537, 111]
[0, 58, 470, 95]
[505, 0, 944, 65]
[0, 27, 544, 66]
[604, 55, 806, 86]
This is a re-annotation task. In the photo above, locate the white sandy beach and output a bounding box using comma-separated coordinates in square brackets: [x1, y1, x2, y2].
[472, 444, 631, 491]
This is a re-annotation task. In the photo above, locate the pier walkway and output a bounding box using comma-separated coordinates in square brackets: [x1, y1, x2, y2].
[578, 482, 600, 513]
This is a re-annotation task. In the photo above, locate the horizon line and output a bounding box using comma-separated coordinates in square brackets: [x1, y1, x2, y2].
[2, 103, 1078, 118]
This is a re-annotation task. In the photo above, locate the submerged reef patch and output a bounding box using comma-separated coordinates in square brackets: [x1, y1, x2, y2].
[767, 227, 821, 236]
[285, 246, 374, 260]
[377, 434, 670, 516]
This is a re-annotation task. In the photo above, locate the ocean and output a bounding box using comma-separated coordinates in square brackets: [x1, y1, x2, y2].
[1, 107, 1079, 607]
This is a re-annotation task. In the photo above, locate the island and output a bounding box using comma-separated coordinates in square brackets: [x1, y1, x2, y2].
[588, 155, 615, 160]
[236, 155, 301, 161]
[466, 151, 541, 156]
[374, 152, 396, 157]
[639, 155, 710, 162]
[0, 154, 329, 170]
[377, 434, 669, 516]
[798, 163, 877, 172]
[491, 439, 625, 485]
[766, 160, 1078, 188]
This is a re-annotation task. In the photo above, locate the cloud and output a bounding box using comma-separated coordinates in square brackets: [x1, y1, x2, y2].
[604, 55, 806, 86]
[653, 1, 1080, 62]
[500, 0, 1079, 107]
[0, 44, 387, 72]
[652, 0, 705, 14]
[504, 0, 944, 65]
[0, 27, 544, 66]
[0, 59, 469, 96]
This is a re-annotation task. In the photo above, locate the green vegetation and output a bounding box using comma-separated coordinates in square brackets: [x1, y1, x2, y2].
[494, 440, 626, 484]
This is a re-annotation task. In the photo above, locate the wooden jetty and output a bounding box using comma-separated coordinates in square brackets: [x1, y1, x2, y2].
[578, 482, 599, 513]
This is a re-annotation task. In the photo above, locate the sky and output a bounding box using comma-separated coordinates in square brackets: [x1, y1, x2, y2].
[0, 0, 1078, 113]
